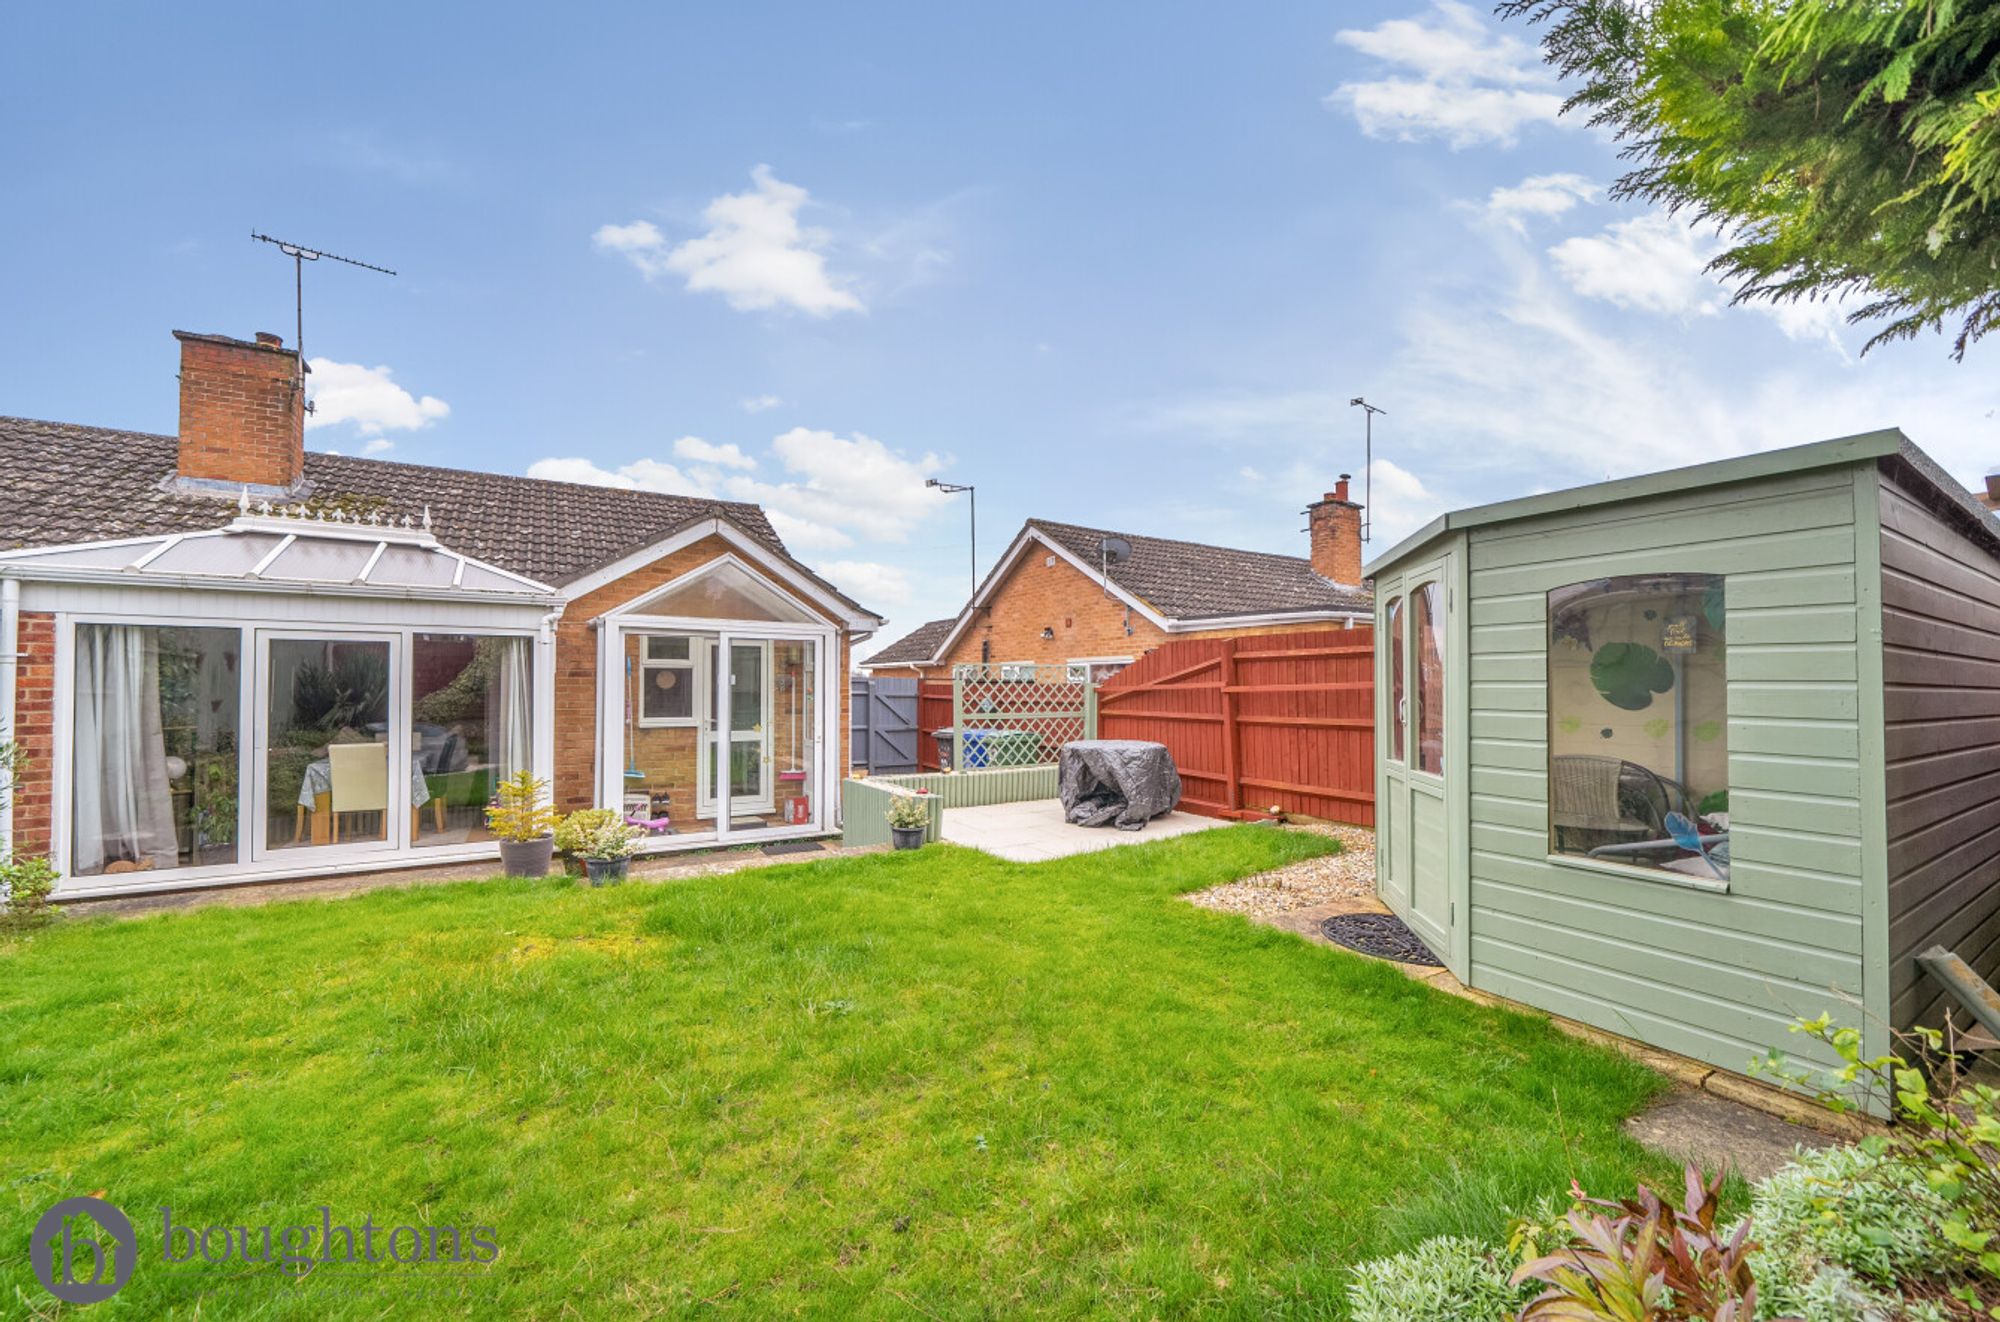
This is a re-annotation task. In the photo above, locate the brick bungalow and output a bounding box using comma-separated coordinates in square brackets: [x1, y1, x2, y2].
[861, 481, 1371, 680]
[0, 329, 881, 899]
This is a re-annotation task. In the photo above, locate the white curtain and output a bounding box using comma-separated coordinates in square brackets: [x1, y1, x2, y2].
[73, 626, 178, 874]
[488, 637, 533, 782]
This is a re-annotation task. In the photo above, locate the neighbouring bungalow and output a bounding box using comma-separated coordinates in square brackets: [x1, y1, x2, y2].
[1366, 431, 2000, 1092]
[0, 329, 882, 900]
[859, 479, 1373, 681]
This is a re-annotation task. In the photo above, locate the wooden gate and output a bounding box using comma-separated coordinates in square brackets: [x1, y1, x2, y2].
[849, 675, 920, 774]
[1094, 628, 1375, 825]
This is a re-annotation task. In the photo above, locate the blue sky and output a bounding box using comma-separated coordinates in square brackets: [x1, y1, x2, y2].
[5, 2, 1995, 654]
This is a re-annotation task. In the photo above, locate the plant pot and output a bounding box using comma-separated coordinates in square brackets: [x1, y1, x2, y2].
[584, 856, 630, 886]
[890, 826, 927, 851]
[498, 836, 556, 878]
[559, 852, 584, 878]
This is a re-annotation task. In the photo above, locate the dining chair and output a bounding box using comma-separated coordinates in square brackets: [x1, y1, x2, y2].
[328, 742, 390, 844]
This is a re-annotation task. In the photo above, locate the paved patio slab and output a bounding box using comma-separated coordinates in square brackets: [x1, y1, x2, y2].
[940, 798, 1225, 861]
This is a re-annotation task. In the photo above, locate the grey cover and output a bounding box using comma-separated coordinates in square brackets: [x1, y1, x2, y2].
[1058, 740, 1183, 830]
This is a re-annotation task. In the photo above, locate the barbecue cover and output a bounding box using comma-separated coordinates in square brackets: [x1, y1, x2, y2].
[1058, 740, 1183, 830]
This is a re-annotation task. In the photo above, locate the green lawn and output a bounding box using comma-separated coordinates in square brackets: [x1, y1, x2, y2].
[2, 827, 1667, 1318]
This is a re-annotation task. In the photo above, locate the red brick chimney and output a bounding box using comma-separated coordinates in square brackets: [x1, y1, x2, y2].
[173, 330, 306, 492]
[1982, 472, 2000, 513]
[1307, 475, 1364, 586]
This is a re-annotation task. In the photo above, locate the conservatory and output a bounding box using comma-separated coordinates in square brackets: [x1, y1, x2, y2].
[0, 505, 562, 897]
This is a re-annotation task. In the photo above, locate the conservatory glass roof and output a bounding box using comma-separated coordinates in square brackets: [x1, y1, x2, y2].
[0, 503, 559, 604]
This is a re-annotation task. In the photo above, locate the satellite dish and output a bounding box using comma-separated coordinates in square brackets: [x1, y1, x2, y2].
[1100, 536, 1133, 566]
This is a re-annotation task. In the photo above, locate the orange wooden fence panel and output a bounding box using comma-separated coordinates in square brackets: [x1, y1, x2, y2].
[916, 680, 953, 771]
[1093, 628, 1375, 826]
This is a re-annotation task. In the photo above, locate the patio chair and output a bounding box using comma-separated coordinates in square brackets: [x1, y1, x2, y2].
[328, 741, 389, 844]
[1551, 755, 1651, 851]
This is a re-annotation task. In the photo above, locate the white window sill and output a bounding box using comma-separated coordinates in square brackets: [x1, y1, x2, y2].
[1544, 852, 1730, 895]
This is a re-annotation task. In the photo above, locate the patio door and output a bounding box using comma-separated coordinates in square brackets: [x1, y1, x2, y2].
[253, 630, 403, 863]
[697, 639, 774, 818]
[1378, 559, 1453, 961]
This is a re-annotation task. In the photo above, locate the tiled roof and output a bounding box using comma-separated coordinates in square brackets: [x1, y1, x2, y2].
[1026, 518, 1371, 620]
[859, 618, 954, 666]
[0, 417, 871, 616]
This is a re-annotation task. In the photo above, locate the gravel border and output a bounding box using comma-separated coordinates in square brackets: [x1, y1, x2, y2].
[1184, 823, 1376, 917]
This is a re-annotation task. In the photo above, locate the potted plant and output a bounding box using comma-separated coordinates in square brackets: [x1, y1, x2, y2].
[578, 818, 644, 885]
[486, 770, 559, 877]
[885, 794, 931, 851]
[555, 808, 622, 876]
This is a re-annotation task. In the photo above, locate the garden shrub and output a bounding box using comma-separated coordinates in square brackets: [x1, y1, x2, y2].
[1346, 1235, 1523, 1322]
[1748, 1142, 1955, 1320]
[0, 855, 59, 931]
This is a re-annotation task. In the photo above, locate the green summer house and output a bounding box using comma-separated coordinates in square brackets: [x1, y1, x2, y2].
[1367, 431, 2000, 1094]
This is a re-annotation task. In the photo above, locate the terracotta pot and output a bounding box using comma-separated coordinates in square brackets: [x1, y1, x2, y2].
[498, 836, 555, 878]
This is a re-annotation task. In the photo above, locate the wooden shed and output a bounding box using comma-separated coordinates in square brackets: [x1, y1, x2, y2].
[1366, 431, 2000, 1089]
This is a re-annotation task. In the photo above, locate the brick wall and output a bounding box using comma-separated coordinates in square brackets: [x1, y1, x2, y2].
[174, 330, 305, 490]
[9, 612, 56, 860]
[552, 535, 853, 816]
[1307, 481, 1364, 587]
[919, 547, 1340, 681]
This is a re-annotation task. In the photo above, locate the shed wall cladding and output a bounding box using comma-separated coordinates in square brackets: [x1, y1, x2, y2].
[1880, 462, 2000, 1031]
[1465, 465, 1868, 1079]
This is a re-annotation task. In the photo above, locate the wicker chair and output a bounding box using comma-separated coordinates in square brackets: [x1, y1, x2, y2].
[1551, 755, 1694, 853]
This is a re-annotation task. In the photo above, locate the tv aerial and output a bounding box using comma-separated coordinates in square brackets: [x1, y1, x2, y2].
[250, 233, 397, 382]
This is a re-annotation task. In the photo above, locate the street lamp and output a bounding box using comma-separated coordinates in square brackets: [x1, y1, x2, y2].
[926, 478, 976, 596]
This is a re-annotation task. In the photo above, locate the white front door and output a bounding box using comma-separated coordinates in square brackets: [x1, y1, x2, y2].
[697, 639, 774, 817]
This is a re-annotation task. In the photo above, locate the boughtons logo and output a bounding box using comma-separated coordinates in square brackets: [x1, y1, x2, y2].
[31, 1195, 136, 1304]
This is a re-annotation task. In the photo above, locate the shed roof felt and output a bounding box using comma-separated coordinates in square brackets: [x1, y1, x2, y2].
[1365, 429, 2000, 576]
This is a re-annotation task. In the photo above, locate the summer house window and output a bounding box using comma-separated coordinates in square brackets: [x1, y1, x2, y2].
[1547, 573, 1728, 881]
[1411, 583, 1444, 776]
[1386, 595, 1405, 764]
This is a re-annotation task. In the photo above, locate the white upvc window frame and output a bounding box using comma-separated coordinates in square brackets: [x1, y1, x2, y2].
[635, 634, 698, 729]
[593, 553, 844, 853]
[997, 660, 1036, 682]
[1065, 655, 1135, 684]
[49, 609, 548, 899]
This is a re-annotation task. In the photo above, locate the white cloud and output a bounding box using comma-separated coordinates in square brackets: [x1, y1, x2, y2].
[740, 394, 783, 413]
[1357, 458, 1437, 546]
[592, 220, 667, 257]
[1548, 212, 1724, 316]
[1547, 210, 1854, 348]
[673, 436, 756, 470]
[1330, 1, 1566, 148]
[526, 425, 948, 555]
[304, 359, 449, 435]
[813, 559, 911, 607]
[715, 426, 946, 550]
[361, 437, 395, 456]
[524, 456, 714, 495]
[595, 166, 864, 316]
[1482, 173, 1598, 232]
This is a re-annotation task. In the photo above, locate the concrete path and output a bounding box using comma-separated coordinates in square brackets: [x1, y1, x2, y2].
[940, 798, 1225, 862]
